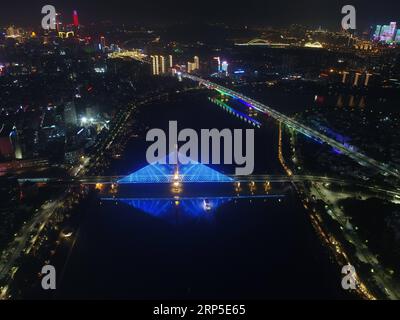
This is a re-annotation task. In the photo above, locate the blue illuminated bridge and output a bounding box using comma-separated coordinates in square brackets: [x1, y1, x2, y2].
[118, 152, 234, 184]
[181, 73, 400, 180]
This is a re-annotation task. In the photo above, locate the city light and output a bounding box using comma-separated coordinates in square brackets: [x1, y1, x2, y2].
[1, 1, 400, 303]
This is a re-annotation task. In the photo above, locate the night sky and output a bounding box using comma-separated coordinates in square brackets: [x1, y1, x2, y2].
[2, 0, 400, 30]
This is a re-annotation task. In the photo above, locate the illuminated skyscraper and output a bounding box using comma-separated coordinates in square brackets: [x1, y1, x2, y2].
[373, 25, 382, 41]
[213, 57, 221, 72]
[221, 61, 229, 76]
[73, 10, 79, 27]
[169, 55, 173, 68]
[187, 62, 195, 73]
[159, 56, 166, 74]
[194, 56, 200, 70]
[151, 55, 159, 75]
[376, 22, 397, 43]
[9, 127, 23, 160]
[396, 30, 400, 43]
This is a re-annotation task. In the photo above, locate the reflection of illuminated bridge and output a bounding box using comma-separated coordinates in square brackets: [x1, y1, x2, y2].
[181, 73, 400, 180]
[101, 195, 283, 220]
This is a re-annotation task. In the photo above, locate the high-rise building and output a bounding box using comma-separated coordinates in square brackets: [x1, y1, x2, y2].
[213, 57, 221, 72]
[151, 55, 159, 75]
[374, 22, 397, 43]
[73, 10, 79, 27]
[169, 55, 173, 68]
[64, 102, 77, 126]
[221, 61, 229, 76]
[373, 25, 382, 41]
[395, 30, 400, 44]
[9, 127, 23, 160]
[159, 56, 166, 74]
[194, 56, 200, 70]
[187, 62, 195, 73]
[155, 55, 160, 75]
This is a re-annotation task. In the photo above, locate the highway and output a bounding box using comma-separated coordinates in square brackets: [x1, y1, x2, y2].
[181, 73, 400, 181]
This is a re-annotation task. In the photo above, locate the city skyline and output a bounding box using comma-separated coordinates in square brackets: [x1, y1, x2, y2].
[1, 0, 400, 304]
[2, 0, 400, 30]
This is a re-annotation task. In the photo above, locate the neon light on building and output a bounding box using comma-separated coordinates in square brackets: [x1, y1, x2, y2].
[73, 10, 79, 27]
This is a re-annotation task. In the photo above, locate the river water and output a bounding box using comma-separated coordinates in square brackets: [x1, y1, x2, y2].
[54, 90, 349, 299]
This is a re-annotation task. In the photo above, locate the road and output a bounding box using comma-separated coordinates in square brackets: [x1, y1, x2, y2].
[310, 182, 400, 300]
[181, 73, 400, 181]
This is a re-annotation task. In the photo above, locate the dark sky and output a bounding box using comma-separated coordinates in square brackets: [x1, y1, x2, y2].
[2, 0, 400, 30]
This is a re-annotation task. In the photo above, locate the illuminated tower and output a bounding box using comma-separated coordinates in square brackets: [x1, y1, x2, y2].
[213, 57, 221, 72]
[168, 55, 173, 68]
[159, 55, 166, 74]
[155, 55, 160, 75]
[187, 62, 194, 73]
[55, 13, 61, 32]
[151, 55, 159, 75]
[221, 61, 229, 76]
[73, 10, 79, 27]
[194, 56, 200, 70]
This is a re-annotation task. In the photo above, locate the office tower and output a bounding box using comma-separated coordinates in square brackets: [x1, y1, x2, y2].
[221, 61, 229, 75]
[169, 55, 173, 68]
[151, 55, 159, 75]
[213, 57, 221, 72]
[155, 55, 159, 75]
[373, 25, 382, 41]
[187, 62, 195, 73]
[64, 102, 77, 126]
[73, 10, 79, 27]
[55, 13, 61, 32]
[159, 56, 166, 74]
[9, 127, 23, 160]
[378, 22, 397, 42]
[194, 56, 200, 70]
[389, 22, 397, 39]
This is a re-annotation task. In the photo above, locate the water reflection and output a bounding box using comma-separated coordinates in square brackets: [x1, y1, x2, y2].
[101, 195, 284, 222]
